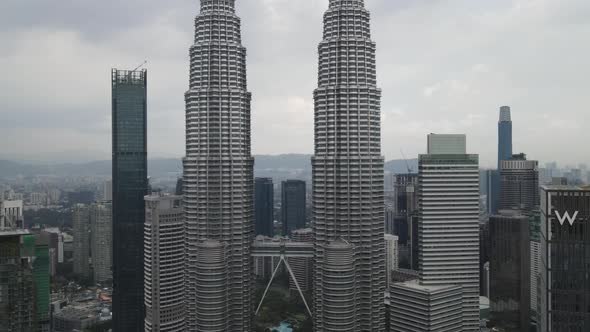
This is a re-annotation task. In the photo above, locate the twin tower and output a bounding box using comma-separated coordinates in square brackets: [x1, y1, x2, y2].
[183, 0, 385, 331]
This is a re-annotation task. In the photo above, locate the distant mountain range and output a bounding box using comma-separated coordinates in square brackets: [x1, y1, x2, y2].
[0, 155, 417, 178]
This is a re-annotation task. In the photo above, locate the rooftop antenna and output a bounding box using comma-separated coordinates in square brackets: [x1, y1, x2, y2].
[133, 60, 147, 72]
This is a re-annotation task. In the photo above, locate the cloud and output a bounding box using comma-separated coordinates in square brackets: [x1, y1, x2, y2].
[0, 0, 589, 168]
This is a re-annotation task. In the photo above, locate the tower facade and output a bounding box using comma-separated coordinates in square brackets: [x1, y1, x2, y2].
[255, 178, 274, 237]
[183, 0, 254, 330]
[90, 202, 112, 284]
[499, 154, 539, 211]
[72, 204, 90, 278]
[418, 134, 480, 331]
[498, 106, 513, 168]
[312, 0, 386, 330]
[281, 180, 307, 235]
[112, 68, 148, 332]
[144, 194, 185, 332]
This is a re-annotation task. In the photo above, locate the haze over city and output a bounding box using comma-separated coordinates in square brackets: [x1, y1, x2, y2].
[1, 0, 589, 167]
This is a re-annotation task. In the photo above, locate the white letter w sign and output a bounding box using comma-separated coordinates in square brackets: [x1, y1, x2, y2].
[555, 211, 579, 226]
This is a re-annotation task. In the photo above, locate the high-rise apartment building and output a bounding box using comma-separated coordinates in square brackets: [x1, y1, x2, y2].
[385, 234, 399, 289]
[312, 0, 386, 330]
[419, 134, 480, 331]
[499, 154, 539, 211]
[281, 180, 306, 235]
[489, 210, 531, 331]
[255, 178, 274, 237]
[72, 204, 90, 279]
[90, 202, 112, 284]
[529, 210, 541, 321]
[538, 186, 590, 332]
[112, 68, 148, 332]
[144, 194, 185, 332]
[183, 1, 254, 330]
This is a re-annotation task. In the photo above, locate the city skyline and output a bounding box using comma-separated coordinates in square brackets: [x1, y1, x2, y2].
[1, 0, 590, 167]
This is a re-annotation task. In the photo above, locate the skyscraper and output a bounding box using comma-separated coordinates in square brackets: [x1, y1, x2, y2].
[112, 68, 148, 332]
[498, 106, 513, 168]
[90, 202, 112, 284]
[72, 204, 90, 279]
[419, 134, 480, 331]
[499, 154, 539, 211]
[281, 180, 306, 235]
[183, 0, 254, 330]
[144, 194, 185, 332]
[385, 234, 399, 289]
[255, 178, 274, 237]
[312, 0, 386, 330]
[538, 186, 590, 332]
[489, 210, 531, 331]
[490, 106, 513, 215]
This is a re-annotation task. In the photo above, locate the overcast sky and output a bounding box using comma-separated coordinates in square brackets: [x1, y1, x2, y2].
[0, 0, 589, 167]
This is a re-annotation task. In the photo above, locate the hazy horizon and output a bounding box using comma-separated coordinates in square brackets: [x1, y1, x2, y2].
[1, 0, 589, 168]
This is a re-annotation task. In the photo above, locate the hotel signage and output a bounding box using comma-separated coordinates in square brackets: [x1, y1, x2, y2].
[555, 211, 579, 226]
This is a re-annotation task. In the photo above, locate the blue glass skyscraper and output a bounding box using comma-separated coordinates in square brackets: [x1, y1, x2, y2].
[490, 106, 513, 214]
[255, 178, 274, 237]
[281, 180, 306, 235]
[111, 68, 148, 332]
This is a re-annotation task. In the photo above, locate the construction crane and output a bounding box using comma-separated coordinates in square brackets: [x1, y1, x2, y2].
[400, 149, 414, 174]
[132, 60, 147, 72]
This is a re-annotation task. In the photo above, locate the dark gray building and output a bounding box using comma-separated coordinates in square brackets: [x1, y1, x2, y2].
[499, 154, 539, 211]
[312, 0, 386, 330]
[111, 68, 148, 332]
[539, 186, 590, 332]
[281, 180, 306, 235]
[255, 178, 274, 237]
[489, 210, 531, 331]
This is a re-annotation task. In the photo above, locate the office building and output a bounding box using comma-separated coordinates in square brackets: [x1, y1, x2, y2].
[144, 194, 185, 332]
[490, 106, 514, 215]
[72, 204, 90, 279]
[183, 1, 254, 330]
[288, 228, 314, 293]
[312, 0, 386, 330]
[90, 202, 112, 284]
[112, 68, 148, 331]
[419, 134, 480, 331]
[499, 154, 539, 211]
[255, 178, 274, 237]
[389, 281, 464, 332]
[538, 186, 590, 332]
[0, 230, 50, 332]
[281, 180, 306, 235]
[385, 234, 399, 289]
[489, 210, 531, 331]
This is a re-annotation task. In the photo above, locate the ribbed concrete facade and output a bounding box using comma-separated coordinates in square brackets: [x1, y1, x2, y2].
[183, 0, 253, 330]
[418, 135, 480, 331]
[144, 195, 185, 332]
[90, 202, 112, 284]
[322, 242, 358, 331]
[289, 228, 314, 293]
[499, 156, 539, 211]
[312, 0, 385, 330]
[72, 204, 90, 279]
[389, 281, 463, 332]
